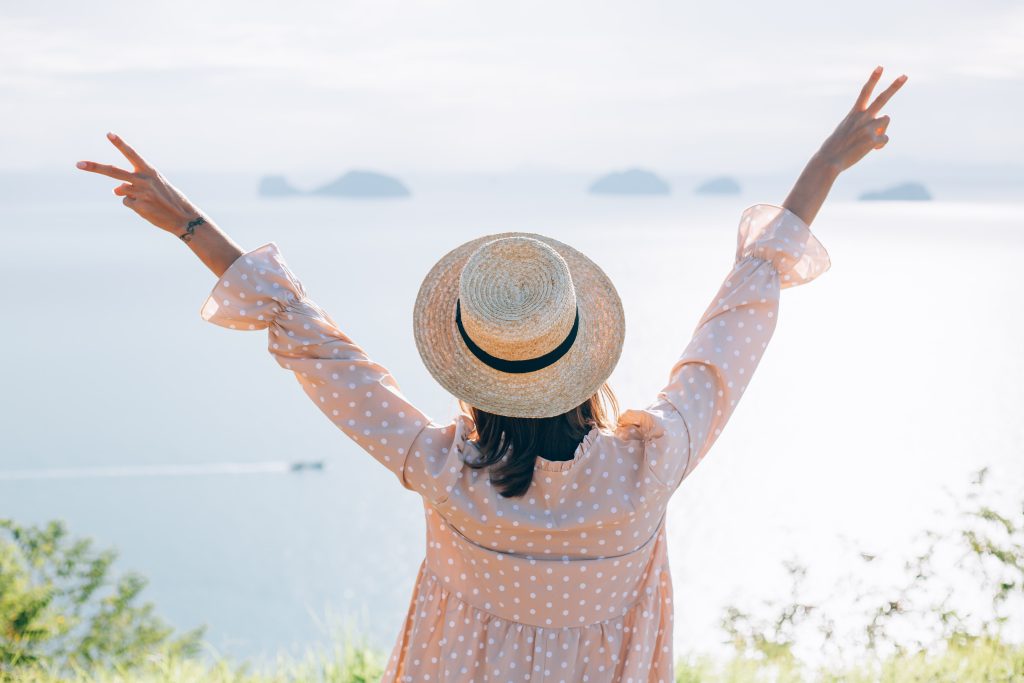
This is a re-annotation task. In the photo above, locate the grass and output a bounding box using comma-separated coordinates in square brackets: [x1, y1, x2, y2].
[3, 638, 385, 683]
[6, 636, 1024, 683]
[675, 637, 1024, 682]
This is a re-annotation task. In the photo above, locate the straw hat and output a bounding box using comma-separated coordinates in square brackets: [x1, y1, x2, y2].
[413, 232, 625, 419]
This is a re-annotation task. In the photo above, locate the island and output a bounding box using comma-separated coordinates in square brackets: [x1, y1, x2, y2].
[311, 170, 411, 198]
[588, 169, 671, 195]
[258, 175, 302, 197]
[859, 181, 932, 201]
[695, 176, 741, 195]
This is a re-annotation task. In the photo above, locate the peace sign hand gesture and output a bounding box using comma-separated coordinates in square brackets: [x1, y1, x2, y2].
[818, 66, 908, 174]
[76, 133, 206, 240]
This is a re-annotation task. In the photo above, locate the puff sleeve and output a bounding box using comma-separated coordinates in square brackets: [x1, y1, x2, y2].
[624, 204, 830, 492]
[199, 242, 466, 501]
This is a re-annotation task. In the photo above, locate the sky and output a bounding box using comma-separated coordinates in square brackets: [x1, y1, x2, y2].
[2, 0, 1022, 176]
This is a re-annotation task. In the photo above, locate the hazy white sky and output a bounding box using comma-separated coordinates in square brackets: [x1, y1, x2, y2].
[2, 0, 1021, 174]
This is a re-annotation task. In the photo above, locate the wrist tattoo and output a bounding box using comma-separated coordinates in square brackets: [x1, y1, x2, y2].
[179, 216, 206, 242]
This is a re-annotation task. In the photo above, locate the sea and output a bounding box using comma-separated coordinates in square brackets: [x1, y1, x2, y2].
[2, 170, 1022, 664]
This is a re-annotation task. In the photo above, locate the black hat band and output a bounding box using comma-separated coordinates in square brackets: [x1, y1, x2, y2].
[455, 298, 580, 374]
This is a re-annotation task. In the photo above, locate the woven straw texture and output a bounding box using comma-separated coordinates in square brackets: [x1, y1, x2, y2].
[413, 231, 625, 418]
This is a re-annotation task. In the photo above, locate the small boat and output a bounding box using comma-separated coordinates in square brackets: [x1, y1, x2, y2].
[289, 460, 326, 473]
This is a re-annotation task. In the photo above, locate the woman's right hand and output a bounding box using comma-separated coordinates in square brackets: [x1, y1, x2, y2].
[815, 66, 908, 174]
[77, 132, 245, 276]
[76, 132, 206, 239]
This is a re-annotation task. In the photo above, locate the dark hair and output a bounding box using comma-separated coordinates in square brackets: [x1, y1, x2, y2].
[458, 383, 620, 498]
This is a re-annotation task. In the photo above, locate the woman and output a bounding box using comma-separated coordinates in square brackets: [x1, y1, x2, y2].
[77, 66, 906, 682]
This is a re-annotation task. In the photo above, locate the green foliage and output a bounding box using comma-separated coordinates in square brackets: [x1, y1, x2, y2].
[0, 519, 204, 676]
[2, 635, 387, 683]
[3, 467, 1022, 682]
[672, 636, 1024, 682]
[6, 639, 1022, 683]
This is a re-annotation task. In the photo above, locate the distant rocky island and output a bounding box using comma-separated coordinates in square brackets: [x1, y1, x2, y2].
[258, 170, 411, 198]
[859, 181, 932, 201]
[695, 176, 741, 195]
[588, 169, 670, 195]
[312, 171, 411, 198]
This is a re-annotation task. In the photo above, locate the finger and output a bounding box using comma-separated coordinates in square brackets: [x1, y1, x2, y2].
[874, 134, 890, 149]
[106, 132, 151, 171]
[870, 115, 891, 136]
[866, 75, 907, 117]
[113, 182, 139, 197]
[122, 196, 137, 207]
[853, 66, 883, 112]
[76, 160, 137, 182]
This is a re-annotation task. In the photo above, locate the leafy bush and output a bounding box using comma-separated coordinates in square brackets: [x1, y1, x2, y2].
[0, 519, 203, 676]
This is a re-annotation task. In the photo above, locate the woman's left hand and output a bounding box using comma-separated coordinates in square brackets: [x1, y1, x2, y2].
[76, 133, 205, 238]
[781, 66, 908, 227]
[815, 66, 908, 174]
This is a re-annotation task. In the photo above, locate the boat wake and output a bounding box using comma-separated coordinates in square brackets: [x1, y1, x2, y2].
[0, 461, 314, 481]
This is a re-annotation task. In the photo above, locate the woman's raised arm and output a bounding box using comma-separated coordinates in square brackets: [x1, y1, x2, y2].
[623, 203, 832, 493]
[76, 136, 469, 502]
[622, 66, 907, 493]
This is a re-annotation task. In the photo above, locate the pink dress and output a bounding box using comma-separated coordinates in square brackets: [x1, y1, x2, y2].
[200, 203, 830, 682]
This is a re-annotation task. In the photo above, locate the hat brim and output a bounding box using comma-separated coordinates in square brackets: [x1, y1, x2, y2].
[413, 231, 625, 419]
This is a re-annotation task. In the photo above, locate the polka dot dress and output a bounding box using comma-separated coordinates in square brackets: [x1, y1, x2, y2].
[200, 203, 830, 682]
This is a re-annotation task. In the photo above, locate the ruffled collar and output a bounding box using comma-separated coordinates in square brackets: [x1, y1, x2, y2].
[458, 413, 607, 472]
[534, 425, 604, 472]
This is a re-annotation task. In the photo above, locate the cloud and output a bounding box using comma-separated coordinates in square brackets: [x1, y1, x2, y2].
[1, 0, 1020, 173]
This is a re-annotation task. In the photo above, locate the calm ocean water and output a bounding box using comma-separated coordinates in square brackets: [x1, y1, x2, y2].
[2, 182, 1023, 661]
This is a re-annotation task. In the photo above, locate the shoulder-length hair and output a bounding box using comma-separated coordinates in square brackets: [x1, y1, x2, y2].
[458, 383, 620, 498]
